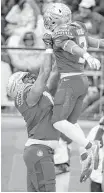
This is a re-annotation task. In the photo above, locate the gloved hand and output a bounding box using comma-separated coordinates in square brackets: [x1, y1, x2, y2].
[43, 33, 53, 49]
[83, 53, 101, 70]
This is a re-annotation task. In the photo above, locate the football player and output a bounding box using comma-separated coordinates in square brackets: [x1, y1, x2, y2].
[7, 54, 61, 192]
[43, 2, 104, 182]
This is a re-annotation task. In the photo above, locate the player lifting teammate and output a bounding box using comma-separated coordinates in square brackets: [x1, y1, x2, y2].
[43, 3, 104, 182]
[7, 54, 61, 191]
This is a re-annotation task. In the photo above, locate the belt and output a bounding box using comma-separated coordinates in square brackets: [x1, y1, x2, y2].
[60, 72, 83, 79]
[25, 138, 59, 150]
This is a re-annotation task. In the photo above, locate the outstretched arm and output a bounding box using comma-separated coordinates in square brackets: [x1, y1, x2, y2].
[46, 61, 59, 96]
[54, 38, 101, 70]
[26, 52, 52, 106]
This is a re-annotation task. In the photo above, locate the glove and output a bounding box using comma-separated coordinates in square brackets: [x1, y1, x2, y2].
[83, 53, 101, 70]
[43, 33, 53, 49]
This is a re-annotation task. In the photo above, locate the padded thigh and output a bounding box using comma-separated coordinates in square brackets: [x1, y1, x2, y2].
[54, 78, 75, 105]
[23, 145, 55, 192]
[52, 79, 76, 123]
[52, 75, 89, 123]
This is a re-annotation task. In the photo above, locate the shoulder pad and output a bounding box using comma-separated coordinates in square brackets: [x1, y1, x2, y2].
[52, 24, 74, 39]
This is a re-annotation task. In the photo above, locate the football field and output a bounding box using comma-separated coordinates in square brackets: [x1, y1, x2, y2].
[1, 115, 98, 192]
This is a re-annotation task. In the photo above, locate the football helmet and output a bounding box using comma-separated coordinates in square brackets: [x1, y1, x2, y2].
[43, 3, 72, 31]
[7, 71, 28, 99]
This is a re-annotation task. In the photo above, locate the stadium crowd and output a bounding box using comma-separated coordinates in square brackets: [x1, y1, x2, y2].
[1, 0, 104, 116]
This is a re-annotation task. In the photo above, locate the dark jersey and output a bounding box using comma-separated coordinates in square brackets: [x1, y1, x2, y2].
[52, 21, 88, 73]
[15, 85, 60, 140]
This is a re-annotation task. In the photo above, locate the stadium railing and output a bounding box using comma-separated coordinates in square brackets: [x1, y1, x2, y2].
[1, 46, 104, 119]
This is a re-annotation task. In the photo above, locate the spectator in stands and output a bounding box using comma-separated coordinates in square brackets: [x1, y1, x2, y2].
[6, 0, 51, 73]
[7, 26, 46, 72]
[5, 0, 40, 38]
[1, 16, 7, 43]
[1, 50, 12, 108]
[64, 0, 81, 12]
[1, 61, 12, 108]
[81, 80, 104, 119]
[94, 0, 104, 16]
[1, 0, 16, 17]
[73, 0, 104, 38]
[1, 0, 16, 42]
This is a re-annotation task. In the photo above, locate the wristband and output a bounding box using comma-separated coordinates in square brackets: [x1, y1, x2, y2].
[45, 49, 53, 54]
[83, 52, 91, 60]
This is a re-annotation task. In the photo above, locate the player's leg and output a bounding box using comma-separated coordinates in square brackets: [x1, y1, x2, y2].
[52, 75, 90, 147]
[68, 95, 95, 181]
[52, 75, 100, 181]
[23, 144, 56, 192]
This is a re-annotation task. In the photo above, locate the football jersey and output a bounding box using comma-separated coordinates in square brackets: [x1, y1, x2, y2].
[15, 85, 60, 140]
[52, 21, 88, 73]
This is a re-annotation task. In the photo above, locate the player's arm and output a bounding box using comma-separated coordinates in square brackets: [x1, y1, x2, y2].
[26, 52, 52, 107]
[54, 37, 101, 70]
[46, 61, 59, 95]
[87, 36, 104, 49]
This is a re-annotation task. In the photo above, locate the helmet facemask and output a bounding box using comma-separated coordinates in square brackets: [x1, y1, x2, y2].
[22, 73, 37, 84]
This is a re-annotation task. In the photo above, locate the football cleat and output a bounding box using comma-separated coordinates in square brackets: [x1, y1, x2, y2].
[80, 141, 100, 182]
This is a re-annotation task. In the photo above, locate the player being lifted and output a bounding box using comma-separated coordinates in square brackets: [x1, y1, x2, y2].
[43, 3, 104, 182]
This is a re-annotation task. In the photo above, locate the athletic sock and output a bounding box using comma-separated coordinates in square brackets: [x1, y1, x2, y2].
[53, 120, 91, 147]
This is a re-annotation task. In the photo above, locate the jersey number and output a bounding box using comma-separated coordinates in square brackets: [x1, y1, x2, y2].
[78, 36, 87, 63]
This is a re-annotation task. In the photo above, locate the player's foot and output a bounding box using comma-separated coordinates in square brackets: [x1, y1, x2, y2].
[80, 141, 100, 183]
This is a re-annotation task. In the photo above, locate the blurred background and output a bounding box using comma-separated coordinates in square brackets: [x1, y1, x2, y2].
[1, 0, 104, 119]
[1, 0, 104, 191]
